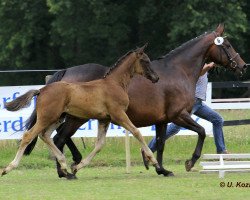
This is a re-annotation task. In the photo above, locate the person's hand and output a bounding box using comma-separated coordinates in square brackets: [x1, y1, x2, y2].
[200, 62, 216, 76]
[204, 62, 215, 69]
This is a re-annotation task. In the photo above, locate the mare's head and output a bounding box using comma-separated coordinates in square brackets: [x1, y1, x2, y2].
[133, 44, 159, 83]
[207, 24, 247, 76]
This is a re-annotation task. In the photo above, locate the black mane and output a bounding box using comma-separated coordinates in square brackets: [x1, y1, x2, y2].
[158, 31, 211, 60]
[104, 50, 134, 78]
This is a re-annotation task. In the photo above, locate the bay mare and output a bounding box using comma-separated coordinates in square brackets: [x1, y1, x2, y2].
[2, 46, 160, 178]
[26, 24, 247, 179]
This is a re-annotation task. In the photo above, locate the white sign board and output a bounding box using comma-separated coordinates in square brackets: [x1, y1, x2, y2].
[0, 85, 213, 140]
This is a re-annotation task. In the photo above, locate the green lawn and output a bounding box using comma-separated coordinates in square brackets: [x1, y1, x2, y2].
[0, 110, 249, 199]
[0, 166, 250, 200]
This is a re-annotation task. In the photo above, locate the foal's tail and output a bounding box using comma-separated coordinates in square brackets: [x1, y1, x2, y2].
[23, 69, 67, 155]
[5, 90, 40, 111]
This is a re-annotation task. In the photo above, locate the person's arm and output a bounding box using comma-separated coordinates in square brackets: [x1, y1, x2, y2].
[200, 62, 215, 76]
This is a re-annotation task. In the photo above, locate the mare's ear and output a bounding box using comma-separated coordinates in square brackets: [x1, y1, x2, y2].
[215, 23, 225, 36]
[136, 43, 148, 56]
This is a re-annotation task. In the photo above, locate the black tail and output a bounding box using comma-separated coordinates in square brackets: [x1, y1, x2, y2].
[23, 69, 67, 155]
[46, 69, 67, 84]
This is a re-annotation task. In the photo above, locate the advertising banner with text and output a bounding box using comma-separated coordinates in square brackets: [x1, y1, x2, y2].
[0, 85, 213, 140]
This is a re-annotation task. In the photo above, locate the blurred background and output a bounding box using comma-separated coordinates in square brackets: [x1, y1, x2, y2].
[0, 0, 249, 98]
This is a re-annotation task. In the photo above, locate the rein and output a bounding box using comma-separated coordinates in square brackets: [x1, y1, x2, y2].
[212, 31, 241, 71]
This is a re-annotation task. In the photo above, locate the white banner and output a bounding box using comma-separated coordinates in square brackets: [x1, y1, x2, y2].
[0, 85, 213, 140]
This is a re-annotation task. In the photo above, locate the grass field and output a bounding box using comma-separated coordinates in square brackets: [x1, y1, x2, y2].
[1, 166, 250, 200]
[0, 110, 249, 199]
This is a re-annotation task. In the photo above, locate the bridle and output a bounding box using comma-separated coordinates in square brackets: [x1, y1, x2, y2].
[212, 31, 241, 71]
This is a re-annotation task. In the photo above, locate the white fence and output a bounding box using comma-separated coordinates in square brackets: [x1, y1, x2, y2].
[205, 83, 250, 110]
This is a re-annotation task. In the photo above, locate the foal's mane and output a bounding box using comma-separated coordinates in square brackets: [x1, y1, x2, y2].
[158, 31, 211, 60]
[104, 50, 134, 78]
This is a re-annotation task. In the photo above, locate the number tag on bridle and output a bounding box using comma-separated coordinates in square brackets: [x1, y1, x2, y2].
[214, 37, 224, 45]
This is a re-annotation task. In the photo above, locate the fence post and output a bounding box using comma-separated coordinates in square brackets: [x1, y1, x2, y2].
[205, 82, 212, 106]
[125, 130, 131, 173]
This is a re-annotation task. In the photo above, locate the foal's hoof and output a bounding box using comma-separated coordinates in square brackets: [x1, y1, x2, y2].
[1, 170, 7, 176]
[66, 173, 77, 180]
[71, 164, 78, 175]
[156, 168, 174, 177]
[185, 159, 194, 172]
[140, 148, 149, 170]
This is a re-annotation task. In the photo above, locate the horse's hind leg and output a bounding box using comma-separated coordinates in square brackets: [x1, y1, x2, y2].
[111, 111, 160, 169]
[72, 120, 110, 174]
[53, 116, 87, 179]
[173, 111, 206, 171]
[39, 121, 75, 179]
[1, 124, 45, 176]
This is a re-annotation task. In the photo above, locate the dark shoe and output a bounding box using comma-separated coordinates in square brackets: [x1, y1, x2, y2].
[217, 150, 230, 154]
[140, 148, 149, 170]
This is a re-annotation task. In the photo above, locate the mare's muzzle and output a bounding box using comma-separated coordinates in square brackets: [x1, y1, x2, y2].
[233, 64, 247, 77]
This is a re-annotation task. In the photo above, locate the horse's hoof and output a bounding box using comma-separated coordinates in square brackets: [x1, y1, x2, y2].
[71, 164, 78, 175]
[140, 148, 149, 170]
[185, 159, 194, 172]
[164, 171, 174, 177]
[58, 171, 66, 178]
[156, 168, 174, 177]
[66, 173, 77, 180]
[1, 170, 7, 176]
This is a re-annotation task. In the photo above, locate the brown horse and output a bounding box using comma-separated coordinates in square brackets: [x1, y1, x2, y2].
[25, 24, 247, 179]
[1, 45, 160, 178]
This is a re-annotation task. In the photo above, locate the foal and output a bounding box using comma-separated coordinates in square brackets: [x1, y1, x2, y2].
[2, 45, 159, 177]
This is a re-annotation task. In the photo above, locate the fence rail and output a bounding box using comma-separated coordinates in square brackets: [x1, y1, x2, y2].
[205, 82, 250, 126]
[206, 82, 250, 110]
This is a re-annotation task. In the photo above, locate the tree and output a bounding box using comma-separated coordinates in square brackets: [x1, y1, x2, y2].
[0, 0, 249, 86]
[0, 0, 53, 69]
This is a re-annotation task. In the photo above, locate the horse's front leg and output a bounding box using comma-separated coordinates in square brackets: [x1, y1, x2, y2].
[141, 123, 174, 176]
[71, 120, 110, 174]
[173, 111, 206, 171]
[155, 124, 174, 176]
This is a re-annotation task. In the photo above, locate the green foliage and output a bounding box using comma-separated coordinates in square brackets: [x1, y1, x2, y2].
[47, 0, 131, 66]
[0, 0, 249, 86]
[167, 1, 247, 46]
[0, 0, 52, 69]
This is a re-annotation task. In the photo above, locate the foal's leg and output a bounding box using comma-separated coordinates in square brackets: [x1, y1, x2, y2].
[39, 121, 75, 179]
[53, 116, 87, 179]
[172, 111, 206, 171]
[71, 120, 110, 174]
[1, 124, 45, 176]
[111, 111, 160, 169]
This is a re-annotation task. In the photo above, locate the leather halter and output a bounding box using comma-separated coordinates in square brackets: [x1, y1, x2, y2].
[213, 31, 240, 71]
